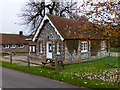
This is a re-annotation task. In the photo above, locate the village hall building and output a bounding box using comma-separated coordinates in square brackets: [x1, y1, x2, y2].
[33, 14, 107, 60]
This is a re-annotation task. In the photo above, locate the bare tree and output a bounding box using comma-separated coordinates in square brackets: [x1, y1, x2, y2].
[19, 0, 77, 34]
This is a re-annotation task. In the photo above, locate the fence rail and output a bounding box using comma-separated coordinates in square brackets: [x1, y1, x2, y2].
[0, 51, 113, 73]
[64, 51, 110, 64]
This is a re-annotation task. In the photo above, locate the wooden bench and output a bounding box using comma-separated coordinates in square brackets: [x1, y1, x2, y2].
[50, 60, 64, 69]
[42, 58, 54, 68]
[42, 58, 64, 68]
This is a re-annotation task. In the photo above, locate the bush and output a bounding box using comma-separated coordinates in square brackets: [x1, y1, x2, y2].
[0, 52, 9, 55]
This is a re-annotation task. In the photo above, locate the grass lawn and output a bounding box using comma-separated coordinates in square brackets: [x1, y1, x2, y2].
[1, 56, 119, 89]
[110, 48, 120, 52]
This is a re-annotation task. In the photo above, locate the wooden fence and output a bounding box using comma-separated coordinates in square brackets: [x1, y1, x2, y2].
[1, 52, 60, 73]
[1, 51, 112, 73]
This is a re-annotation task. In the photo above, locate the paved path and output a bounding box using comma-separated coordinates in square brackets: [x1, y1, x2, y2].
[1, 67, 80, 88]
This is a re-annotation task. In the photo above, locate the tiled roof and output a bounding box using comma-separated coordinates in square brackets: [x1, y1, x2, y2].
[0, 34, 28, 44]
[47, 14, 104, 39]
[27, 41, 36, 45]
[25, 34, 36, 45]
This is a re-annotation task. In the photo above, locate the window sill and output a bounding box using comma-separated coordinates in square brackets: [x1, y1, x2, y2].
[18, 47, 24, 48]
[55, 54, 61, 56]
[101, 48, 105, 50]
[81, 50, 88, 53]
[5, 47, 9, 49]
[30, 52, 36, 53]
[56, 53, 60, 55]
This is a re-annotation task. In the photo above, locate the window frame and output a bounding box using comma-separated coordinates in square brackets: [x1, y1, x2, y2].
[4, 44, 9, 48]
[39, 42, 43, 53]
[101, 41, 106, 50]
[32, 46, 36, 52]
[18, 44, 24, 48]
[81, 41, 88, 52]
[10, 44, 16, 48]
[56, 42, 60, 54]
[48, 43, 52, 53]
[29, 45, 36, 53]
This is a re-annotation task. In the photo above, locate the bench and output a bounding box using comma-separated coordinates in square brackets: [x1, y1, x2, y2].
[42, 58, 64, 68]
[50, 60, 64, 69]
[42, 58, 54, 68]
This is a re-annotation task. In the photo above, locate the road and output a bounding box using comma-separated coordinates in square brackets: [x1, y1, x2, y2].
[1, 67, 80, 88]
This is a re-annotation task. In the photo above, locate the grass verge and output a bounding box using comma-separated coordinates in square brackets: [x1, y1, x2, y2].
[1, 56, 119, 89]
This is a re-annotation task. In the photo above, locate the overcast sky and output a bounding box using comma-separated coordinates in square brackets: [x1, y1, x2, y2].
[0, 0, 78, 35]
[0, 0, 117, 35]
[0, 0, 80, 35]
[0, 0, 29, 35]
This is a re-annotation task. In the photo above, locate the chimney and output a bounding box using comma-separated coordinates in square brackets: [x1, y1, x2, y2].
[19, 31, 23, 36]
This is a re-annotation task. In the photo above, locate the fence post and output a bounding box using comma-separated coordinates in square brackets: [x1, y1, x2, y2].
[88, 52, 89, 61]
[79, 53, 81, 59]
[70, 53, 73, 64]
[108, 52, 111, 67]
[105, 52, 106, 57]
[109, 51, 111, 57]
[27, 55, 30, 67]
[10, 52, 12, 64]
[100, 52, 102, 58]
[94, 52, 96, 66]
[55, 55, 59, 74]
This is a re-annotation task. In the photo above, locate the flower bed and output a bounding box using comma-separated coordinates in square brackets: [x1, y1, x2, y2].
[73, 68, 119, 85]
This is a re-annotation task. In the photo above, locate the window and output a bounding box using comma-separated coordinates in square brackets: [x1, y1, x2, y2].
[32, 46, 35, 52]
[48, 43, 52, 52]
[4, 44, 9, 48]
[56, 42, 60, 54]
[39, 43, 43, 53]
[18, 44, 24, 48]
[101, 41, 106, 50]
[29, 46, 32, 52]
[81, 41, 88, 52]
[29, 45, 36, 53]
[10, 44, 16, 48]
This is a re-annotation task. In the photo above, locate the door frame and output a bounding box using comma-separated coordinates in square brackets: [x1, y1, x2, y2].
[46, 42, 52, 58]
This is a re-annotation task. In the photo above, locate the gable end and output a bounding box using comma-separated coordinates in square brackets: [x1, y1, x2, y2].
[33, 15, 64, 41]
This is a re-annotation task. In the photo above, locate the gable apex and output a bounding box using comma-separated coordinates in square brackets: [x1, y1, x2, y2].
[32, 14, 64, 41]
